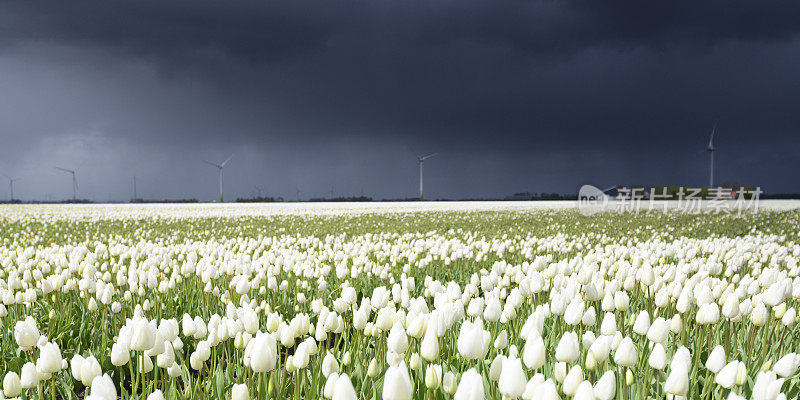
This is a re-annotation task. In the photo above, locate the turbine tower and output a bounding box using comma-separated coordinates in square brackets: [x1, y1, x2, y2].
[2, 173, 18, 202]
[417, 153, 437, 201]
[54, 167, 77, 201]
[707, 120, 718, 188]
[203, 154, 233, 202]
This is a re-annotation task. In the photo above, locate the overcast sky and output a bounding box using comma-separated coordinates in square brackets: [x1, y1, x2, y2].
[1, 1, 798, 201]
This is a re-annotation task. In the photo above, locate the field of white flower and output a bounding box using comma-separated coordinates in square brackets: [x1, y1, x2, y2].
[1, 203, 799, 400]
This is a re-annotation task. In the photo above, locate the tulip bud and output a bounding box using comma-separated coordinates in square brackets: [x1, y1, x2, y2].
[735, 362, 747, 386]
[232, 383, 250, 400]
[367, 358, 379, 378]
[443, 371, 457, 395]
[425, 364, 442, 389]
[3, 372, 22, 398]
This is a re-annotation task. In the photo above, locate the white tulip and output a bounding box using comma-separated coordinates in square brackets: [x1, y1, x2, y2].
[498, 355, 526, 399]
[425, 364, 442, 390]
[705, 345, 726, 373]
[574, 380, 595, 400]
[333, 373, 358, 400]
[457, 319, 490, 360]
[648, 343, 667, 370]
[555, 331, 579, 363]
[388, 322, 409, 354]
[20, 362, 39, 389]
[232, 383, 250, 400]
[664, 364, 688, 396]
[36, 342, 63, 375]
[593, 370, 616, 400]
[454, 368, 484, 400]
[562, 365, 583, 396]
[632, 311, 650, 335]
[382, 361, 413, 400]
[90, 374, 117, 400]
[3, 372, 22, 398]
[522, 330, 545, 369]
[613, 337, 636, 367]
[715, 361, 739, 389]
[752, 371, 785, 400]
[772, 353, 799, 378]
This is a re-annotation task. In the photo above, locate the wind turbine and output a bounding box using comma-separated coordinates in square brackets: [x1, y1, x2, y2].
[203, 154, 233, 202]
[417, 153, 437, 201]
[1, 173, 18, 202]
[707, 120, 718, 188]
[54, 167, 77, 201]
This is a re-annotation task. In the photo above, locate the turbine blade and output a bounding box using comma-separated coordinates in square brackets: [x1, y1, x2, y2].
[708, 119, 719, 149]
[54, 166, 74, 173]
[220, 154, 234, 168]
[203, 160, 222, 168]
[421, 153, 438, 160]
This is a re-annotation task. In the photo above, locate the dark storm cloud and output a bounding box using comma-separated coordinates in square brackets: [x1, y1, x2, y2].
[0, 1, 799, 201]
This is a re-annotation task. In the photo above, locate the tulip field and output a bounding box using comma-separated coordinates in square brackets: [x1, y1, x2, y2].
[1, 202, 800, 400]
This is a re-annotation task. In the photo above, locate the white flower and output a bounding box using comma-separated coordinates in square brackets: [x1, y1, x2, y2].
[705, 345, 726, 374]
[562, 365, 583, 396]
[715, 361, 740, 389]
[593, 370, 616, 400]
[632, 311, 650, 335]
[80, 355, 102, 386]
[574, 380, 594, 400]
[457, 319, 490, 360]
[664, 364, 688, 396]
[247, 332, 277, 373]
[147, 390, 165, 400]
[772, 353, 800, 378]
[589, 335, 611, 363]
[232, 383, 250, 400]
[752, 371, 785, 400]
[613, 337, 636, 367]
[333, 373, 358, 400]
[425, 364, 442, 390]
[454, 368, 484, 400]
[3, 372, 22, 398]
[483, 297, 501, 322]
[443, 371, 457, 395]
[522, 329, 545, 369]
[382, 361, 412, 400]
[494, 330, 508, 350]
[648, 343, 667, 370]
[322, 353, 340, 378]
[36, 342, 63, 375]
[20, 362, 39, 389]
[555, 331, 579, 363]
[498, 355, 526, 399]
[646, 317, 668, 343]
[388, 322, 409, 354]
[600, 312, 617, 336]
[14, 317, 40, 350]
[90, 374, 117, 400]
[111, 342, 131, 366]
